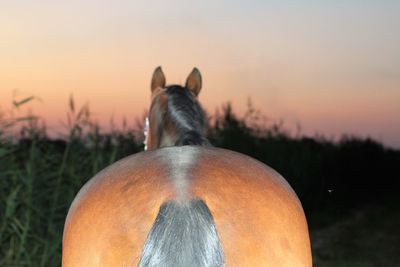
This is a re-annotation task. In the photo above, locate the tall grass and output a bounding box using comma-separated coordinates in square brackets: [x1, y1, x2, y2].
[0, 96, 142, 266]
[0, 97, 399, 266]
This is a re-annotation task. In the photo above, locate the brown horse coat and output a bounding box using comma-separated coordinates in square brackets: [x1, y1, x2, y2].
[62, 146, 311, 266]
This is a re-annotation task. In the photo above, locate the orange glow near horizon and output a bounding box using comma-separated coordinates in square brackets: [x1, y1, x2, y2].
[1, 1, 399, 148]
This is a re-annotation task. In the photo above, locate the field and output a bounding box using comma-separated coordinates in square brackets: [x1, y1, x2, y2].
[1, 100, 399, 266]
[311, 199, 400, 266]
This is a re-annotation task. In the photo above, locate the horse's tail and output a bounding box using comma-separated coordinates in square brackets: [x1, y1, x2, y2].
[138, 198, 224, 267]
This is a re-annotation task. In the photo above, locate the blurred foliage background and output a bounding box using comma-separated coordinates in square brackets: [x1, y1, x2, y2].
[1, 96, 399, 266]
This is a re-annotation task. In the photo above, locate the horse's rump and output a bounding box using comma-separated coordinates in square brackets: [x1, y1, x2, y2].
[62, 146, 311, 266]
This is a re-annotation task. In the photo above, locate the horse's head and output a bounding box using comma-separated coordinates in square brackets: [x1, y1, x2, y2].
[144, 66, 209, 150]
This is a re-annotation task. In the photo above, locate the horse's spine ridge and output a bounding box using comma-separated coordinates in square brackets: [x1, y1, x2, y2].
[138, 199, 224, 267]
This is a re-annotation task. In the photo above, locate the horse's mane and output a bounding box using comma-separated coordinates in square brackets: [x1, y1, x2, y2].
[165, 85, 210, 146]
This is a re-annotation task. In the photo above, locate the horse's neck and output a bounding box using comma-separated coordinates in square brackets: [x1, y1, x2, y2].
[174, 129, 210, 147]
[157, 124, 209, 148]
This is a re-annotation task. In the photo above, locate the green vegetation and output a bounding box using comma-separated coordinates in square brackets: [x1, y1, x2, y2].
[1, 98, 399, 266]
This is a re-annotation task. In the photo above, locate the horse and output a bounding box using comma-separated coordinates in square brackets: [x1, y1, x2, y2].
[62, 67, 312, 266]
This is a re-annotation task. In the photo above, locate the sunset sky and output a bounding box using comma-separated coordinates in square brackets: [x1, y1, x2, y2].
[1, 1, 399, 148]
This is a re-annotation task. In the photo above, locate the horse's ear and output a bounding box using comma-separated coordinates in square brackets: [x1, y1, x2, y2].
[185, 68, 202, 96]
[151, 66, 166, 92]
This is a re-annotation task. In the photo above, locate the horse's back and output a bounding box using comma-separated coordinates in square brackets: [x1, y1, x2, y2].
[62, 146, 311, 266]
